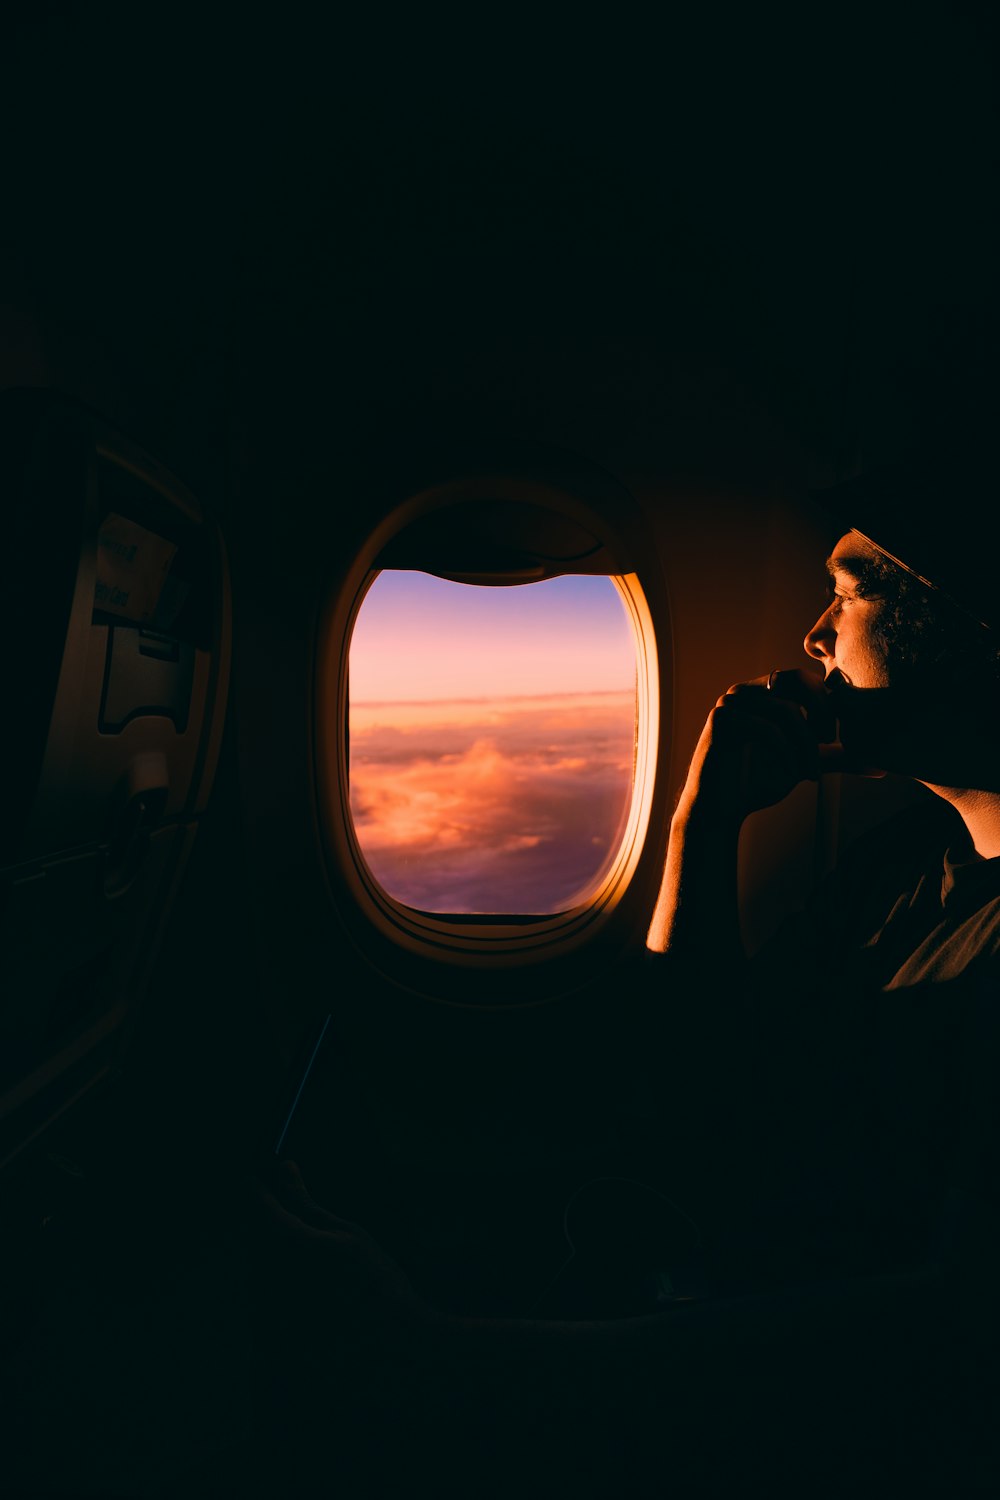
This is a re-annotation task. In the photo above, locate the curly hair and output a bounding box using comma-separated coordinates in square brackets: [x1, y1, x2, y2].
[851, 551, 1000, 692]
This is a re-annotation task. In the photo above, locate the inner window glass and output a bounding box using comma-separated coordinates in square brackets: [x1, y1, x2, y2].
[348, 572, 638, 915]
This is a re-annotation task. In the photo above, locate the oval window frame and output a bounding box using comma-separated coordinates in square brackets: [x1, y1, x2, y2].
[312, 458, 671, 998]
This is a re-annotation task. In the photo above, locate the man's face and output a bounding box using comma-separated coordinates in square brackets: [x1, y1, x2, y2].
[802, 528, 954, 779]
[802, 528, 995, 787]
[803, 530, 892, 689]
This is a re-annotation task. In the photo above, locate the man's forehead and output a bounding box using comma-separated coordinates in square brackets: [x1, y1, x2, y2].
[825, 530, 882, 576]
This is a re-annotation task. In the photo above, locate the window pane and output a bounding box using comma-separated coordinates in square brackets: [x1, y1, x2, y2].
[348, 572, 638, 915]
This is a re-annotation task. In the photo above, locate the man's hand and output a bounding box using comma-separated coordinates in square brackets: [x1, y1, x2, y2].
[679, 668, 835, 822]
[647, 667, 835, 955]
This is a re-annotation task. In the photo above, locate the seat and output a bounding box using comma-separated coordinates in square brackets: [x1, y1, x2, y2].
[0, 387, 231, 1170]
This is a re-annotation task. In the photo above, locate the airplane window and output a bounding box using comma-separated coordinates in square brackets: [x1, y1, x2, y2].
[348, 571, 639, 915]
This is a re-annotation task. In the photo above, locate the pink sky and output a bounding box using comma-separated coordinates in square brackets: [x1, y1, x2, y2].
[350, 572, 635, 703]
[348, 571, 640, 913]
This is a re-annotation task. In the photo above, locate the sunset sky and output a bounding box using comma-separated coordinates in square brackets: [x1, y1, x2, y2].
[348, 573, 639, 913]
[349, 572, 635, 703]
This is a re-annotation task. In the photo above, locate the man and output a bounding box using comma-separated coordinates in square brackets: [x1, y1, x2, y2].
[255, 461, 1000, 1494]
[644, 495, 1000, 1298]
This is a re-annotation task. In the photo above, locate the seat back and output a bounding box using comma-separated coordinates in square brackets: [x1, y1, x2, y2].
[0, 390, 231, 1166]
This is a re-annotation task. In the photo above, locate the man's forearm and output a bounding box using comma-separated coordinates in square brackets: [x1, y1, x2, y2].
[646, 798, 745, 962]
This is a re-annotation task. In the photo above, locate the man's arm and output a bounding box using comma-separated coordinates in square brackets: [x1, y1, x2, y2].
[645, 792, 744, 963]
[646, 673, 826, 961]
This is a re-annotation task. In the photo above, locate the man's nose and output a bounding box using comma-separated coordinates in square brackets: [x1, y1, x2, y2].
[803, 604, 835, 663]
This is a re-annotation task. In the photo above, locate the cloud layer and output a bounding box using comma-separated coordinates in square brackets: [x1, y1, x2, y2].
[350, 693, 636, 913]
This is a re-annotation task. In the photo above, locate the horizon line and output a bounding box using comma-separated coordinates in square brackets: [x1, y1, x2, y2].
[350, 686, 636, 709]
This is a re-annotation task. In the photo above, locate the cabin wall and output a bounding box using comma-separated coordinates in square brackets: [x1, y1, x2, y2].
[150, 373, 849, 1195]
[0, 300, 891, 1195]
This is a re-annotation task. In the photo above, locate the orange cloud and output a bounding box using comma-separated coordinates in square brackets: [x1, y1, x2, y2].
[348, 694, 636, 914]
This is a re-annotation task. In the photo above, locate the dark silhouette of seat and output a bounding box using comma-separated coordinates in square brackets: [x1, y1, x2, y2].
[0, 388, 231, 1170]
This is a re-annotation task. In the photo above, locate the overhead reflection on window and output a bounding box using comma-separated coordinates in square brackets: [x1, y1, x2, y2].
[348, 572, 638, 915]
